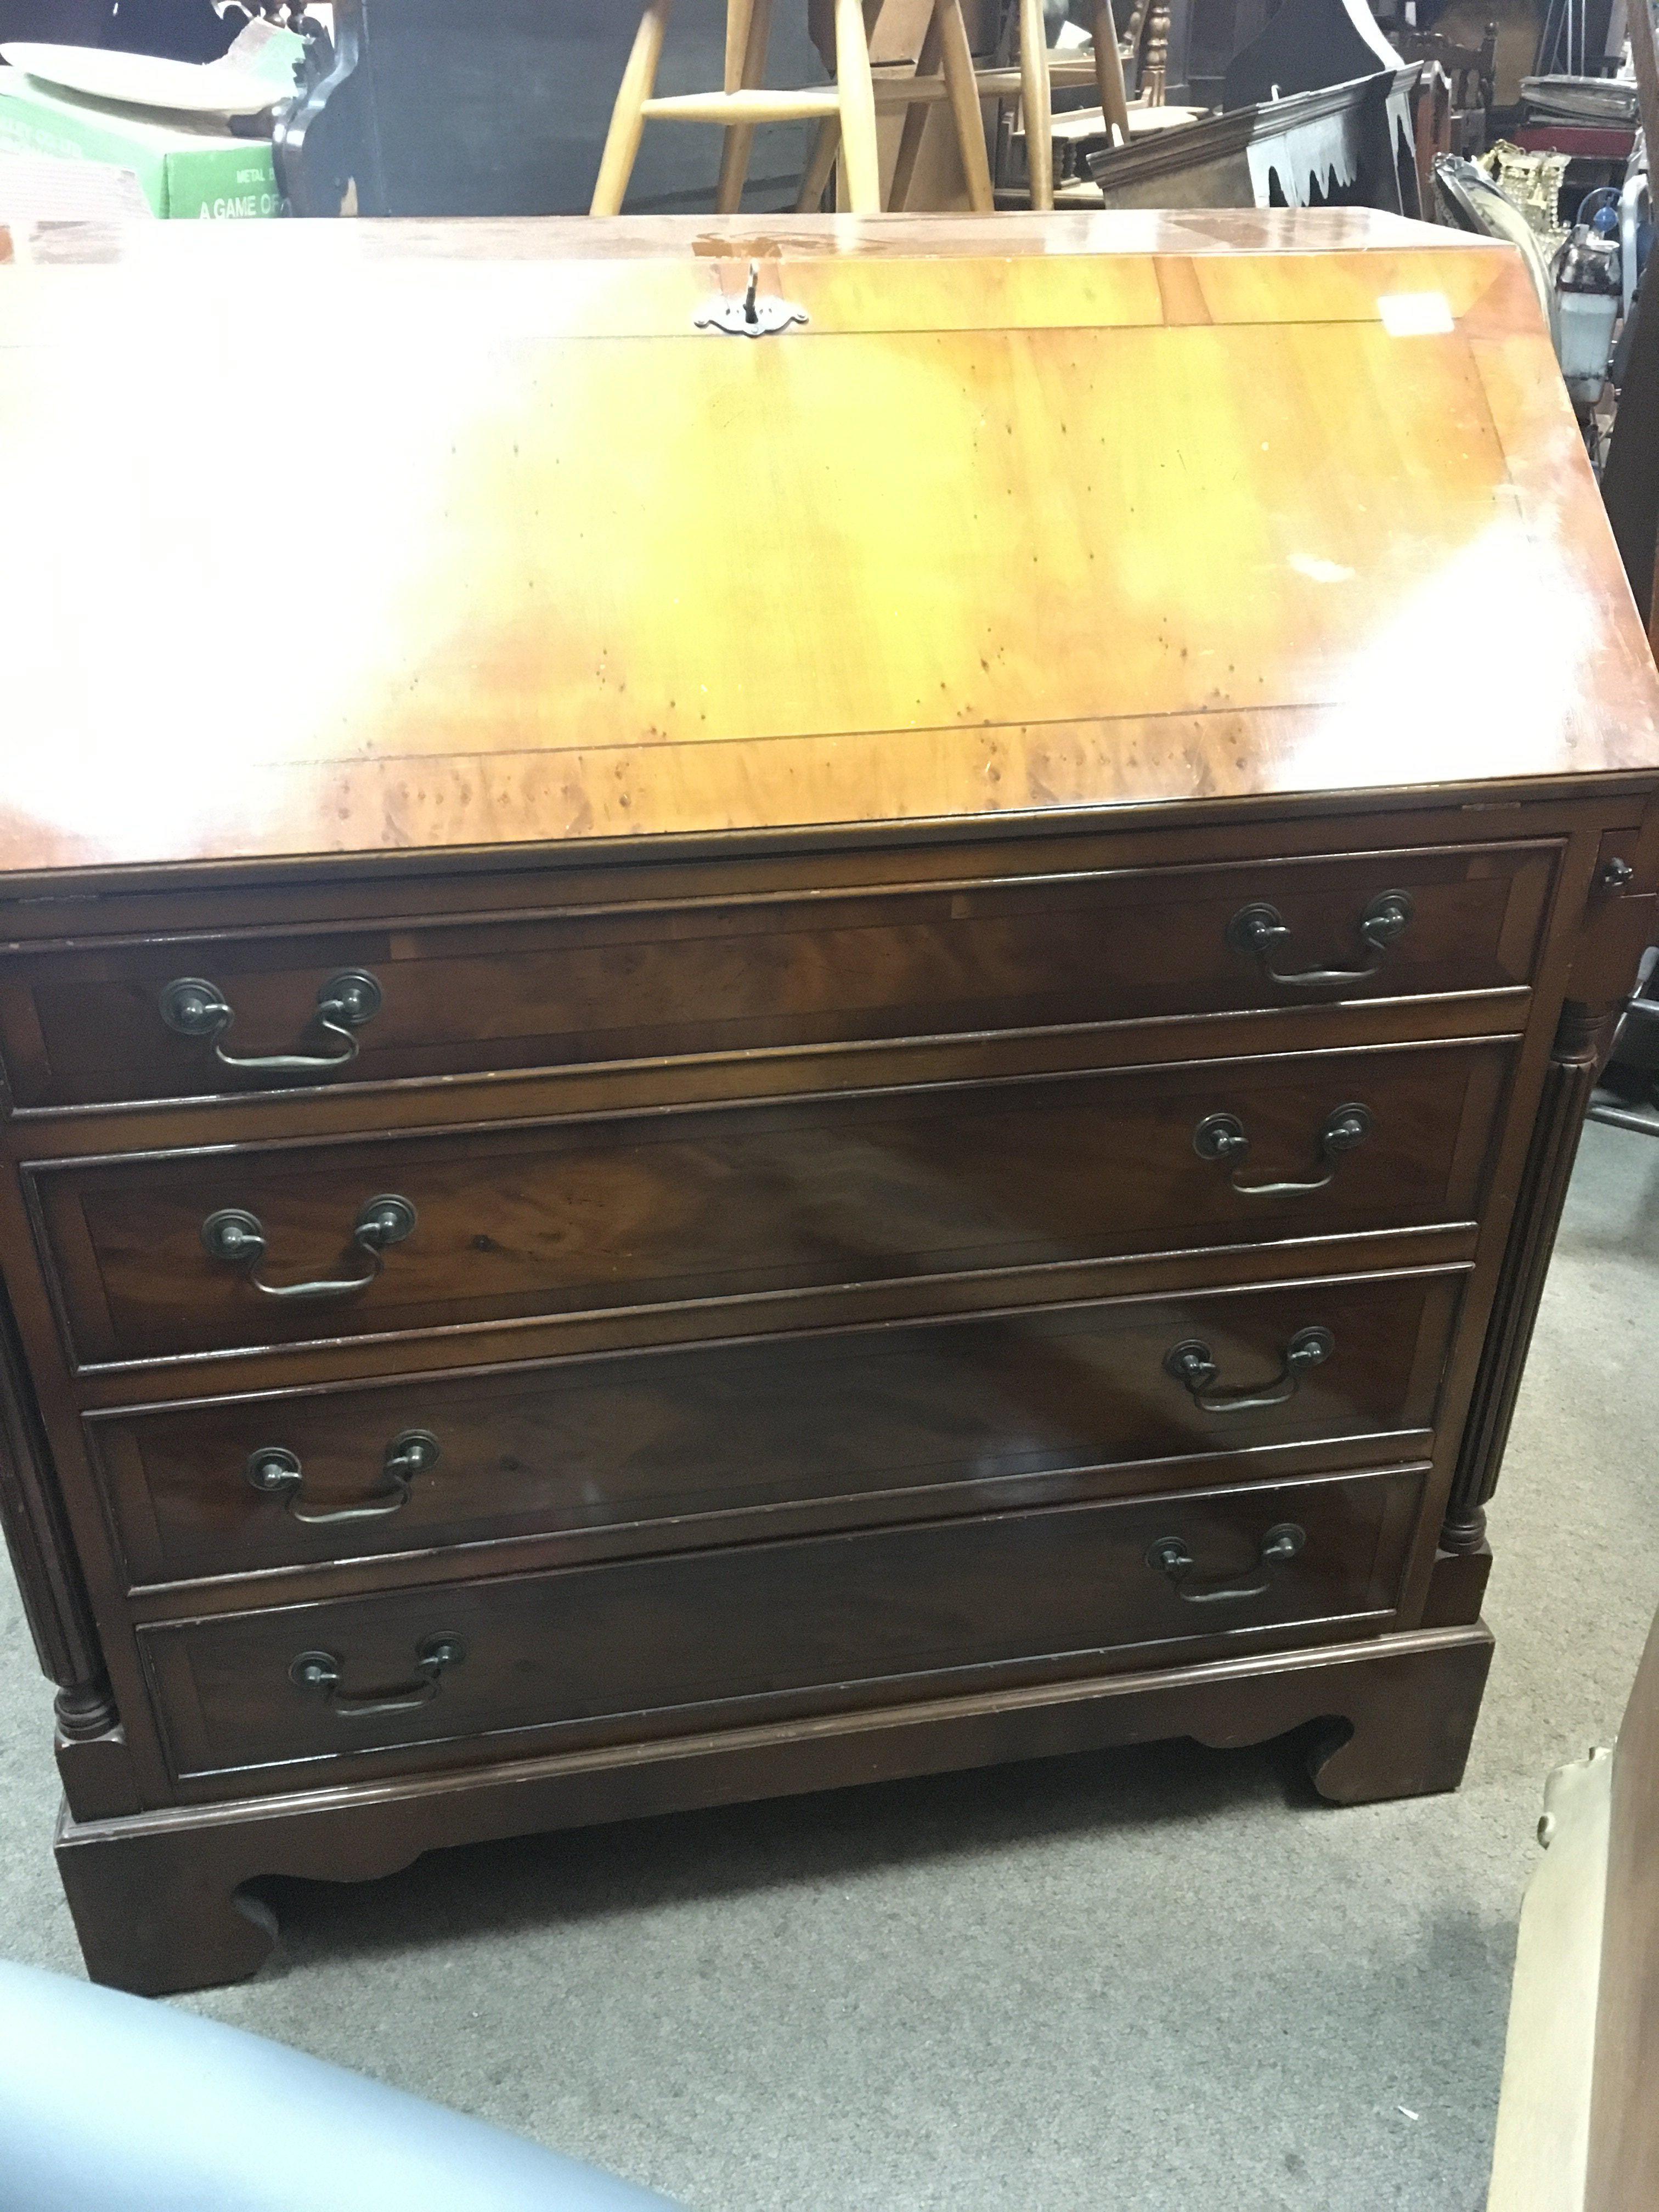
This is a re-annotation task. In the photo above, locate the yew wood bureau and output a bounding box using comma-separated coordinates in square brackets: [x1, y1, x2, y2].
[2, 207, 1657, 1994]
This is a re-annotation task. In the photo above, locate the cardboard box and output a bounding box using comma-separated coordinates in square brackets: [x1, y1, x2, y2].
[0, 66, 285, 218]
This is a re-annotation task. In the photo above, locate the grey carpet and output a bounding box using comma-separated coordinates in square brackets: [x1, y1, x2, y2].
[3, 1119, 1655, 2212]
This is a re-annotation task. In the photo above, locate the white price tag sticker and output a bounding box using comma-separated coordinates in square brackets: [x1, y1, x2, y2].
[1378, 291, 1455, 337]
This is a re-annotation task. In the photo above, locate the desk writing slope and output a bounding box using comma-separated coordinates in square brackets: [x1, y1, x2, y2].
[0, 208, 1654, 876]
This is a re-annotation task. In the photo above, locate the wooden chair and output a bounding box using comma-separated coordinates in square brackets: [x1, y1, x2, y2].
[593, 0, 890, 216]
[591, 0, 1131, 217]
[797, 0, 1133, 214]
[960, 0, 1132, 206]
[1396, 18, 1496, 150]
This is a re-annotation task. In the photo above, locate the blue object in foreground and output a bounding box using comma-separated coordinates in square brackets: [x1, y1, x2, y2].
[0, 1959, 682, 2211]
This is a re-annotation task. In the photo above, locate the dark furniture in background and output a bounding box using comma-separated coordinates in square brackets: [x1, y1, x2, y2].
[1396, 17, 1496, 115]
[0, 0, 108, 35]
[1087, 0, 1420, 221]
[1086, 64, 1420, 210]
[1604, 266, 1659, 630]
[1219, 0, 1400, 108]
[1184, 0, 1268, 106]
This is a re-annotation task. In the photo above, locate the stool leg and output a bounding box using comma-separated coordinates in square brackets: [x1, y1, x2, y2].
[833, 0, 882, 211]
[890, 4, 944, 211]
[724, 0, 753, 90]
[1091, 0, 1131, 143]
[1017, 0, 1053, 210]
[715, 0, 774, 213]
[591, 0, 675, 215]
[795, 114, 842, 209]
[936, 0, 994, 211]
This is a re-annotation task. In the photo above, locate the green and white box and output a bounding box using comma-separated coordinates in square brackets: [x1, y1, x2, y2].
[0, 64, 287, 219]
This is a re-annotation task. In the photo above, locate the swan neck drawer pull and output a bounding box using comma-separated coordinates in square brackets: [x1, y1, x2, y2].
[160, 970, 382, 1074]
[1164, 1324, 1334, 1413]
[201, 1195, 416, 1301]
[1146, 1522, 1306, 1604]
[246, 1430, 439, 1525]
[1226, 890, 1413, 988]
[1193, 1102, 1373, 1196]
[290, 1635, 465, 1717]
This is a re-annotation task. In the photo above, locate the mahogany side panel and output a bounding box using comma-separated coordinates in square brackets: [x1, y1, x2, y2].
[1442, 1004, 1605, 1555]
[0, 1277, 142, 1818]
[0, 1283, 112, 1737]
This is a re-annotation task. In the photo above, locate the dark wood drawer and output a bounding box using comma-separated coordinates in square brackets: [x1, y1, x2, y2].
[139, 1465, 1427, 1780]
[91, 1267, 1465, 1587]
[34, 1038, 1512, 1369]
[0, 842, 1553, 1112]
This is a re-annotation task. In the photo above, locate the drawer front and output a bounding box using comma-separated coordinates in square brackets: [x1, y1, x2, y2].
[92, 1268, 1465, 1585]
[0, 842, 1554, 1111]
[141, 1466, 1427, 1778]
[36, 1039, 1511, 1368]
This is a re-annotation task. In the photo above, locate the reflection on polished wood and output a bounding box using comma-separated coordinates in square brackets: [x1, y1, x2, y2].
[93, 1269, 1460, 1590]
[34, 1037, 1508, 1368]
[0, 840, 1549, 1109]
[1, 211, 1656, 879]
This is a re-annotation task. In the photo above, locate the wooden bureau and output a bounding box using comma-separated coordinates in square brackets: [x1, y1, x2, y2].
[2, 207, 1657, 1994]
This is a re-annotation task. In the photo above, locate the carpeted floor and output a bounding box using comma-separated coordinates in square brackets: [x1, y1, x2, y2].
[2, 1120, 1655, 2212]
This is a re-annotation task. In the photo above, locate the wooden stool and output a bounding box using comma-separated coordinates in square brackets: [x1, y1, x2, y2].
[983, 1, 1131, 209]
[591, 0, 1130, 217]
[794, 0, 1132, 215]
[590, 0, 911, 216]
[795, 0, 994, 213]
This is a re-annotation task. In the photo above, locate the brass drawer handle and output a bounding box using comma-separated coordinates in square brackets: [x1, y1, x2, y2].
[1226, 891, 1413, 988]
[1164, 1324, 1334, 1413]
[290, 1635, 464, 1718]
[160, 969, 382, 1074]
[246, 1429, 439, 1525]
[1146, 1522, 1306, 1604]
[201, 1194, 416, 1301]
[1193, 1102, 1373, 1196]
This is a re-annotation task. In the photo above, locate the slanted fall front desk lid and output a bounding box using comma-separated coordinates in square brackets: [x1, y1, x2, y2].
[1, 207, 1657, 879]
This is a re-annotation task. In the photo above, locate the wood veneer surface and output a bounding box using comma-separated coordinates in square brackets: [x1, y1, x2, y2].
[2, 212, 1656, 881]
